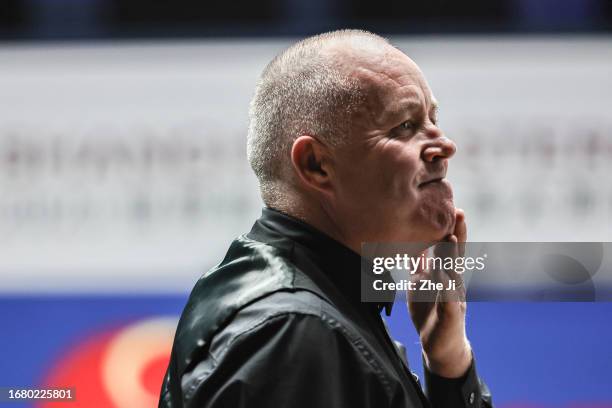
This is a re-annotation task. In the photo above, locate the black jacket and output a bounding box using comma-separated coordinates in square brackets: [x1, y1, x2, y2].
[159, 207, 493, 408]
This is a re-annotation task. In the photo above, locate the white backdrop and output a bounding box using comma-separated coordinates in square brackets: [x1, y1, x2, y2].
[0, 36, 611, 292]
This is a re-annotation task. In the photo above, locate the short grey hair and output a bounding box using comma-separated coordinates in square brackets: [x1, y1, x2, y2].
[247, 29, 390, 205]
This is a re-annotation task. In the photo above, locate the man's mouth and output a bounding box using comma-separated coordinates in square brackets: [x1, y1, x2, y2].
[419, 177, 445, 187]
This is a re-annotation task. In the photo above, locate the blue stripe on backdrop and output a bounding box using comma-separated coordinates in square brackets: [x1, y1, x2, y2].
[0, 296, 188, 408]
[385, 302, 612, 407]
[0, 297, 610, 407]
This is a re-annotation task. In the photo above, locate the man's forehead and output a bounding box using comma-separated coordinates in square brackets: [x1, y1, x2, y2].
[353, 63, 436, 114]
[337, 46, 433, 100]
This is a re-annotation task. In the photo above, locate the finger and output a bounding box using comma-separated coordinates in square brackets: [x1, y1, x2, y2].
[433, 234, 458, 261]
[407, 249, 437, 329]
[407, 249, 437, 304]
[454, 208, 467, 245]
[432, 235, 456, 287]
[433, 235, 467, 303]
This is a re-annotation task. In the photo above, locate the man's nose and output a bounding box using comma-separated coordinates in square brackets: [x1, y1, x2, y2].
[422, 133, 457, 163]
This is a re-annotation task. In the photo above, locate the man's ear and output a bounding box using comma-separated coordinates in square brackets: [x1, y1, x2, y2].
[290, 135, 334, 195]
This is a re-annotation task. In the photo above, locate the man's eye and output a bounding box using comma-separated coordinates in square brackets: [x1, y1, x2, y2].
[400, 121, 415, 130]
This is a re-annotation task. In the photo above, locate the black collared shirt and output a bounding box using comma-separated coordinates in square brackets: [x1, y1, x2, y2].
[159, 207, 493, 408]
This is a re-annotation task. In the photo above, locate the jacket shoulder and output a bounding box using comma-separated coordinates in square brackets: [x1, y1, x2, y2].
[167, 235, 316, 379]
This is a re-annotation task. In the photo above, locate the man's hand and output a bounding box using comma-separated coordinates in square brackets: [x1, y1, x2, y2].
[407, 208, 472, 378]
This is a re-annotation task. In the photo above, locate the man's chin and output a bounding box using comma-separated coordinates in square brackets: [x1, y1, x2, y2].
[426, 203, 456, 241]
[385, 201, 455, 243]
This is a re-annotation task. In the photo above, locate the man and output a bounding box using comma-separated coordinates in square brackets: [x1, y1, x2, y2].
[160, 29, 493, 407]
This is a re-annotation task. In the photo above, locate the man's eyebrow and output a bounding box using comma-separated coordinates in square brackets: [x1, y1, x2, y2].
[391, 98, 437, 120]
[398, 98, 438, 114]
[394, 100, 423, 116]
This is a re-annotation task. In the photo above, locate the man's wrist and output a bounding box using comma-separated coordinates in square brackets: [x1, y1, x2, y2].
[423, 341, 472, 378]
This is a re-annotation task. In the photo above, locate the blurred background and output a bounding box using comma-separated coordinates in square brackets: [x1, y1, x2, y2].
[1, 1, 612, 407]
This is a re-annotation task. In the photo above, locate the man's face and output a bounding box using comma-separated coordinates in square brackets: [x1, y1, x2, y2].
[328, 46, 457, 246]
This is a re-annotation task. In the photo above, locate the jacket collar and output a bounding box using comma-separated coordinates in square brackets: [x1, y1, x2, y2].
[247, 207, 394, 316]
